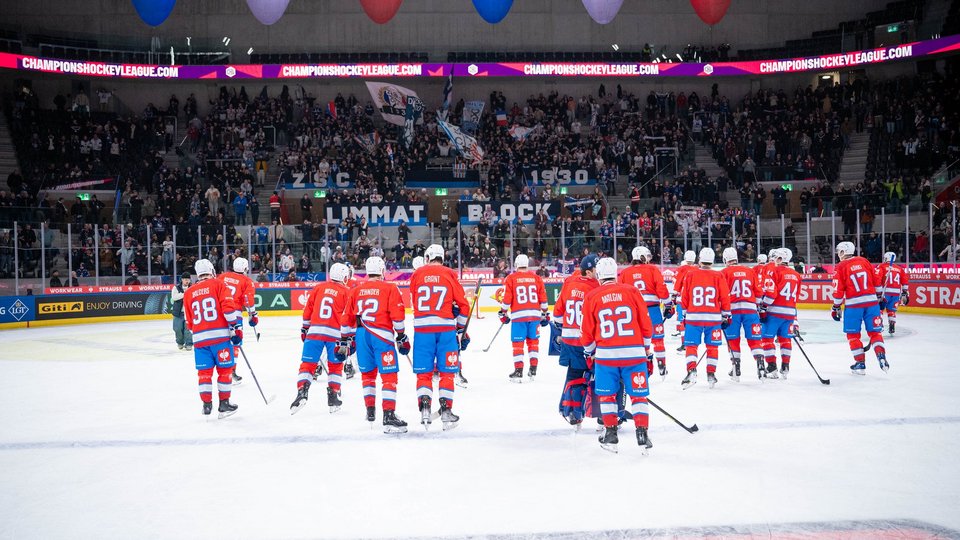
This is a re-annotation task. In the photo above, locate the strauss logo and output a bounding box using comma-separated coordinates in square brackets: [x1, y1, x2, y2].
[382, 351, 395, 366]
[632, 372, 646, 390]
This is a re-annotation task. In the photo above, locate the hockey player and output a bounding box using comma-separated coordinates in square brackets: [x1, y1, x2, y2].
[552, 254, 600, 426]
[580, 257, 655, 454]
[409, 244, 470, 430]
[183, 259, 242, 418]
[759, 248, 801, 379]
[340, 256, 409, 433]
[671, 250, 697, 338]
[831, 242, 889, 374]
[680, 247, 731, 389]
[875, 251, 910, 334]
[499, 254, 548, 382]
[411, 256, 425, 271]
[619, 246, 673, 378]
[340, 262, 361, 380]
[754, 251, 777, 293]
[218, 257, 258, 384]
[719, 247, 764, 381]
[170, 271, 194, 350]
[290, 262, 351, 414]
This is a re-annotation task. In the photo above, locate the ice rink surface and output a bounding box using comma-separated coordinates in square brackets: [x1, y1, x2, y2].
[1, 311, 959, 539]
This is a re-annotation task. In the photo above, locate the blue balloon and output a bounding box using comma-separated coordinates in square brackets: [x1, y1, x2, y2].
[472, 0, 513, 24]
[132, 0, 176, 26]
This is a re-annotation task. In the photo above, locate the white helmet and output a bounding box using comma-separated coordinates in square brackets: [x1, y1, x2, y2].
[631, 246, 644, 262]
[365, 256, 386, 276]
[633, 246, 652, 263]
[683, 250, 696, 263]
[883, 251, 896, 263]
[768, 249, 778, 260]
[776, 248, 793, 264]
[425, 244, 444, 262]
[722, 247, 738, 264]
[515, 254, 530, 268]
[596, 257, 618, 281]
[757, 254, 768, 264]
[329, 263, 350, 283]
[195, 258, 215, 277]
[699, 247, 716, 265]
[411, 256, 425, 270]
[233, 257, 249, 274]
[836, 241, 856, 259]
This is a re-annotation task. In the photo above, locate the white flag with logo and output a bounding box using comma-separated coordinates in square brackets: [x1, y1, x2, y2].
[366, 81, 422, 126]
[439, 120, 484, 164]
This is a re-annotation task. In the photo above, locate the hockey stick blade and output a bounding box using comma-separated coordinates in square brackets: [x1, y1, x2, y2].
[648, 398, 699, 434]
[793, 337, 830, 385]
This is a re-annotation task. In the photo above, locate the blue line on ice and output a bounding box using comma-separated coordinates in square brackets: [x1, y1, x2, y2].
[1, 415, 958, 451]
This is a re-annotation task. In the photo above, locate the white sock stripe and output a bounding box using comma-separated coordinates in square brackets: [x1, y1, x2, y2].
[599, 403, 619, 414]
[329, 374, 342, 384]
[363, 389, 376, 397]
[217, 383, 232, 392]
[439, 389, 455, 400]
[381, 390, 397, 401]
[631, 402, 649, 416]
[198, 383, 213, 392]
[417, 388, 432, 398]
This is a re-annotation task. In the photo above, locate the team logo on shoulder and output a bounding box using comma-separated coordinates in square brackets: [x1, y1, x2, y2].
[446, 351, 459, 367]
[711, 329, 722, 341]
[632, 372, 647, 390]
[382, 351, 395, 366]
[752, 324, 762, 335]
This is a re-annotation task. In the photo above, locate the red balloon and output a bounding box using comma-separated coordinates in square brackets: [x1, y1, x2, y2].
[359, 0, 403, 24]
[690, 0, 731, 26]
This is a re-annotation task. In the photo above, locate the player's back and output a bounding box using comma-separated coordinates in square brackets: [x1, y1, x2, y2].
[764, 265, 801, 318]
[673, 264, 693, 298]
[184, 279, 239, 347]
[877, 264, 907, 295]
[347, 280, 405, 342]
[721, 265, 758, 313]
[833, 256, 880, 307]
[502, 270, 547, 321]
[218, 271, 255, 309]
[554, 274, 599, 345]
[304, 280, 349, 341]
[681, 267, 730, 325]
[753, 263, 774, 291]
[409, 265, 469, 332]
[618, 264, 668, 306]
[581, 283, 652, 365]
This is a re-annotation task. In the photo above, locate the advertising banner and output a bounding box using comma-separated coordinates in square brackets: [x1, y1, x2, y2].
[33, 292, 169, 320]
[323, 203, 429, 226]
[0, 296, 35, 324]
[457, 201, 561, 225]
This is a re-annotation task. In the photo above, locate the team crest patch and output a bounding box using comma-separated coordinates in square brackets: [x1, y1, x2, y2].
[873, 316, 883, 327]
[711, 329, 722, 340]
[654, 324, 664, 334]
[382, 351, 395, 366]
[631, 372, 647, 390]
[752, 324, 762, 335]
[218, 349, 231, 362]
[446, 351, 459, 367]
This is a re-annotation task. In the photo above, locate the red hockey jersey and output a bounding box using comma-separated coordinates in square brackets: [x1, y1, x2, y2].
[720, 265, 759, 314]
[875, 263, 909, 296]
[761, 264, 801, 320]
[552, 274, 600, 346]
[409, 264, 470, 333]
[500, 270, 548, 322]
[302, 280, 350, 342]
[618, 264, 669, 307]
[680, 267, 731, 326]
[341, 279, 406, 344]
[218, 271, 256, 314]
[672, 263, 694, 301]
[580, 283, 653, 366]
[832, 256, 881, 308]
[754, 262, 775, 293]
[183, 278, 241, 348]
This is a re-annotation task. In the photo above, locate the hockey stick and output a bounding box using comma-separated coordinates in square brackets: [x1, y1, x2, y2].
[680, 348, 709, 388]
[482, 322, 506, 352]
[792, 337, 830, 385]
[647, 398, 699, 433]
[237, 346, 275, 404]
[456, 278, 483, 386]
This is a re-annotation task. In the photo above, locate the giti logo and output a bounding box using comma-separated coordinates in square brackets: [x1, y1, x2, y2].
[39, 301, 83, 314]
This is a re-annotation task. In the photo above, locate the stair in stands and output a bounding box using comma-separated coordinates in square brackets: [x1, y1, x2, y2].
[837, 131, 871, 185]
[0, 115, 19, 191]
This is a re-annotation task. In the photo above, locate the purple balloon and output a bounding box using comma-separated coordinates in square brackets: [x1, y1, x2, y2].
[246, 0, 290, 25]
[582, 0, 624, 25]
[472, 0, 513, 24]
[131, 0, 176, 27]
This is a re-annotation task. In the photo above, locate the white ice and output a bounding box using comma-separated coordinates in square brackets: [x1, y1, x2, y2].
[1, 312, 959, 539]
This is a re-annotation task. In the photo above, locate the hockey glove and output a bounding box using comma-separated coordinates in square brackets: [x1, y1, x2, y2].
[300, 327, 307, 342]
[831, 304, 842, 321]
[758, 304, 768, 322]
[230, 327, 244, 345]
[900, 287, 910, 306]
[877, 293, 887, 311]
[249, 312, 259, 327]
[721, 313, 732, 329]
[792, 323, 804, 342]
[662, 302, 676, 320]
[585, 354, 595, 372]
[396, 332, 411, 356]
[335, 338, 352, 361]
[539, 311, 550, 327]
[459, 332, 470, 351]
[498, 309, 510, 324]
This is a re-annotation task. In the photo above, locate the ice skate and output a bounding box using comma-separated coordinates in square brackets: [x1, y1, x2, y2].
[456, 370, 469, 388]
[636, 427, 653, 455]
[599, 426, 619, 453]
[729, 359, 741, 382]
[527, 365, 537, 382]
[780, 363, 790, 380]
[439, 398, 459, 431]
[178, 344, 184, 350]
[755, 355, 766, 380]
[765, 362, 779, 379]
[681, 369, 697, 389]
[344, 361, 355, 380]
[419, 396, 432, 429]
[217, 399, 238, 419]
[366, 406, 376, 423]
[707, 372, 718, 388]
[327, 386, 342, 413]
[232, 371, 243, 386]
[289, 381, 310, 414]
[508, 366, 524, 383]
[382, 410, 408, 434]
[877, 349, 890, 373]
[657, 359, 667, 380]
[202, 401, 213, 416]
[850, 361, 866, 375]
[889, 321, 896, 335]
